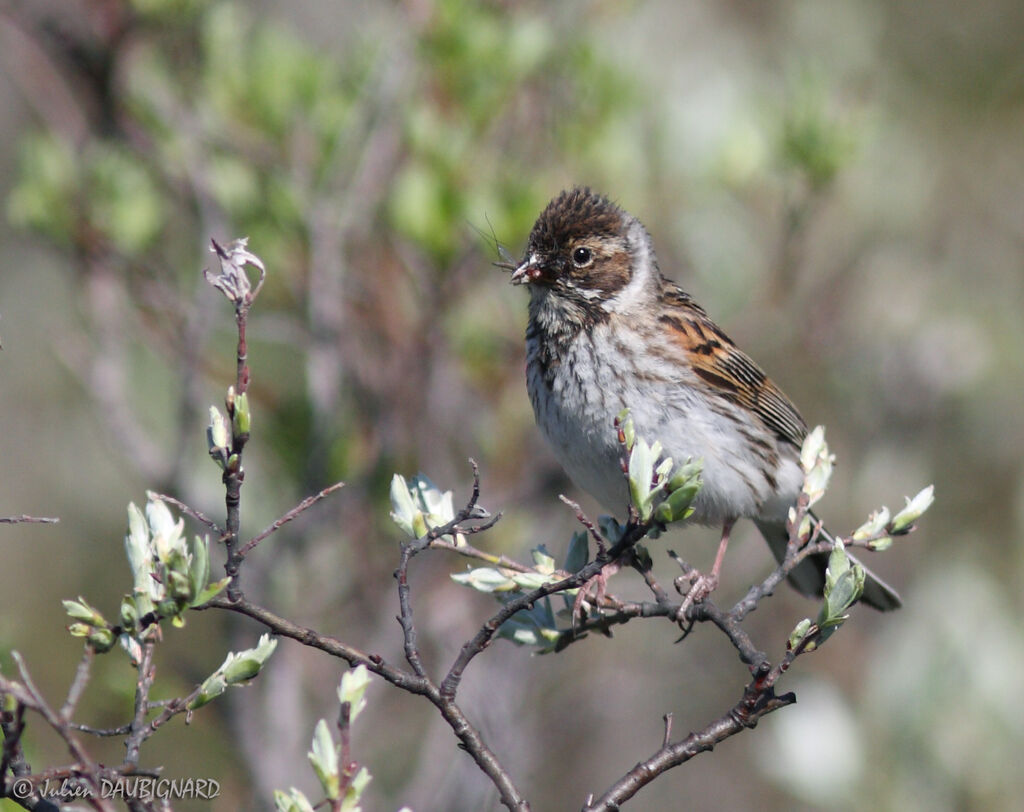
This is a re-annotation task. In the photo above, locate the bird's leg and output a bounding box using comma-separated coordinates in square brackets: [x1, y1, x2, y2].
[679, 519, 734, 615]
[709, 518, 734, 584]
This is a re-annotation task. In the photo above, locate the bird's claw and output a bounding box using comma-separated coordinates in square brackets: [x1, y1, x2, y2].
[678, 571, 719, 618]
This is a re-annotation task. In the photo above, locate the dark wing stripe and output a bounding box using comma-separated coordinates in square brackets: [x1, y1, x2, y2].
[692, 364, 739, 393]
[659, 279, 808, 449]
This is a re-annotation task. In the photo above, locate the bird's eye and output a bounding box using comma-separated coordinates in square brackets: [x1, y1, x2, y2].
[571, 246, 593, 267]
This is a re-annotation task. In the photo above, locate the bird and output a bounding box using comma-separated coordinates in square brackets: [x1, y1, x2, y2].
[506, 187, 900, 611]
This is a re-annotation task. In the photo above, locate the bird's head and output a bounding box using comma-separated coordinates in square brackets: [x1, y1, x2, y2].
[507, 188, 660, 320]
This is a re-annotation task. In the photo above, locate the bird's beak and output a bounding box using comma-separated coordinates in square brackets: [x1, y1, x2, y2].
[510, 253, 540, 285]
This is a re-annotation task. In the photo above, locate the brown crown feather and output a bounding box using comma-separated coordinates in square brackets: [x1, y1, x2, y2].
[527, 187, 625, 254]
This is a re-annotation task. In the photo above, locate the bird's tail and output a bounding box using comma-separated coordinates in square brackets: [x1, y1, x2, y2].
[754, 517, 902, 612]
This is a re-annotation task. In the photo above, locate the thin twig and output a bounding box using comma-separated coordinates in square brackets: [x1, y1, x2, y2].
[335, 702, 354, 812]
[146, 491, 222, 535]
[440, 518, 650, 700]
[59, 646, 95, 723]
[583, 662, 795, 811]
[205, 594, 426, 692]
[8, 653, 114, 811]
[395, 540, 429, 679]
[206, 593, 529, 810]
[559, 496, 607, 557]
[68, 723, 133, 737]
[628, 548, 673, 607]
[122, 641, 157, 769]
[427, 536, 530, 572]
[238, 481, 345, 558]
[0, 515, 59, 524]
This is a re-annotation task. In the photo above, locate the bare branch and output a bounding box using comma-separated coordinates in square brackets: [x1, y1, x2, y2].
[146, 492, 222, 535]
[58, 647, 95, 723]
[7, 653, 115, 811]
[583, 664, 796, 811]
[238, 481, 345, 558]
[122, 641, 157, 769]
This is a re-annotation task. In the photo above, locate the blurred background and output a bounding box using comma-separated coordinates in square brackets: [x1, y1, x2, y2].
[1, 0, 1022, 810]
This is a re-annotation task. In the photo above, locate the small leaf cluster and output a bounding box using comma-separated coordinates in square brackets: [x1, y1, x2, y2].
[618, 410, 703, 525]
[189, 634, 278, 710]
[122, 498, 230, 630]
[208, 389, 251, 472]
[64, 497, 229, 659]
[787, 429, 934, 654]
[274, 666, 395, 812]
[389, 474, 464, 546]
[851, 485, 935, 552]
[788, 541, 865, 653]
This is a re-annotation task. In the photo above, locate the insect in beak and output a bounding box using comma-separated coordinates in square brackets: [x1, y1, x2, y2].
[509, 253, 542, 285]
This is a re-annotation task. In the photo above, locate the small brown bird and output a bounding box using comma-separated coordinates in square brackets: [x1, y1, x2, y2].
[509, 187, 900, 610]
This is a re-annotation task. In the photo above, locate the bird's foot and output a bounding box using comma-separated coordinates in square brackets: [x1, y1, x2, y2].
[572, 559, 622, 628]
[677, 570, 719, 618]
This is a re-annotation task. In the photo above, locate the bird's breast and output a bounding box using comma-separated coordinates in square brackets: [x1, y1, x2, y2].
[525, 319, 803, 524]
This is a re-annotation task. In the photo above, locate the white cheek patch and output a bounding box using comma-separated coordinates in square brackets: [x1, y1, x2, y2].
[605, 221, 657, 313]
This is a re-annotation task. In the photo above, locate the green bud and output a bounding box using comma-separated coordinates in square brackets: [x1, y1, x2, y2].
[63, 597, 108, 627]
[157, 599, 179, 618]
[337, 665, 371, 723]
[124, 502, 151, 585]
[799, 426, 834, 507]
[168, 569, 193, 603]
[661, 481, 700, 522]
[667, 458, 703, 491]
[510, 571, 556, 590]
[345, 767, 372, 810]
[788, 618, 812, 651]
[274, 789, 315, 812]
[389, 474, 418, 537]
[120, 596, 139, 630]
[852, 506, 890, 540]
[192, 576, 231, 607]
[190, 634, 278, 710]
[233, 391, 251, 436]
[815, 541, 865, 644]
[223, 635, 278, 684]
[628, 437, 663, 520]
[208, 406, 230, 452]
[450, 567, 518, 592]
[88, 627, 116, 652]
[309, 718, 340, 799]
[890, 485, 935, 533]
[868, 536, 893, 551]
[189, 673, 227, 710]
[189, 535, 210, 605]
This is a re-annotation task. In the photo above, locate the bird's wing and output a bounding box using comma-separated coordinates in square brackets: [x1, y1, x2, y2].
[659, 285, 808, 449]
